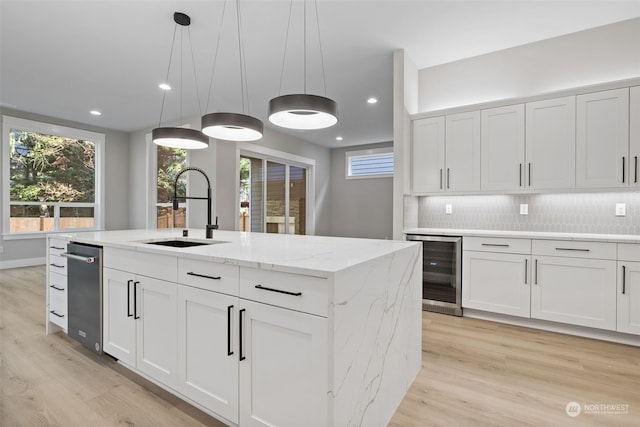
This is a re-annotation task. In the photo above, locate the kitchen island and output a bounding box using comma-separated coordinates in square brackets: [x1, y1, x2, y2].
[46, 229, 422, 427]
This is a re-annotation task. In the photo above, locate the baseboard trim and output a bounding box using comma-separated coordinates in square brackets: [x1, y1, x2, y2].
[0, 257, 45, 270]
[464, 308, 640, 347]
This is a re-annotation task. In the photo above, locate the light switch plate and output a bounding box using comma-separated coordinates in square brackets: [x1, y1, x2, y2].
[520, 204, 529, 215]
[445, 203, 453, 215]
[616, 203, 626, 216]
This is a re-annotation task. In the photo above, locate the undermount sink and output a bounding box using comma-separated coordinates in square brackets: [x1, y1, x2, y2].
[139, 239, 228, 248]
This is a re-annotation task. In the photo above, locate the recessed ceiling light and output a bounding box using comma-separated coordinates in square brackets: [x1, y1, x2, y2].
[336, 136, 343, 141]
[159, 83, 171, 90]
[367, 97, 378, 104]
[90, 110, 101, 116]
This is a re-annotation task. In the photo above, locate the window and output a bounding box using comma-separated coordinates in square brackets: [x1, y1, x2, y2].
[156, 145, 187, 229]
[345, 147, 394, 179]
[3, 116, 104, 236]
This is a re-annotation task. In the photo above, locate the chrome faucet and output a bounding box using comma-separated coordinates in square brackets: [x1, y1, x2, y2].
[172, 167, 217, 238]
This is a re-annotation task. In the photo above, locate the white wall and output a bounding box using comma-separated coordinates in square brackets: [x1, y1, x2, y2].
[418, 18, 640, 113]
[330, 142, 393, 240]
[0, 108, 129, 267]
[128, 116, 332, 236]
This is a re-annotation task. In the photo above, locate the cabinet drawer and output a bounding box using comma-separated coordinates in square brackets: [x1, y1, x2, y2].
[49, 254, 68, 275]
[240, 268, 329, 317]
[618, 243, 640, 262]
[104, 247, 177, 282]
[49, 289, 67, 329]
[49, 272, 67, 293]
[464, 236, 531, 254]
[48, 238, 68, 257]
[178, 258, 239, 295]
[532, 240, 616, 260]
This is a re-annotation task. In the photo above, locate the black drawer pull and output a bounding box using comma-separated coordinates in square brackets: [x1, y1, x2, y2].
[227, 305, 234, 356]
[50, 246, 65, 250]
[481, 243, 510, 247]
[187, 272, 221, 280]
[50, 310, 65, 318]
[50, 285, 65, 291]
[239, 308, 246, 361]
[255, 284, 302, 297]
[555, 247, 590, 252]
[622, 265, 626, 295]
[50, 263, 65, 268]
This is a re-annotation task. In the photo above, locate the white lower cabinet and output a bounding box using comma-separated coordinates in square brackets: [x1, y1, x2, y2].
[531, 256, 616, 330]
[103, 267, 178, 389]
[463, 251, 531, 317]
[177, 285, 239, 423]
[617, 261, 640, 335]
[238, 299, 327, 427]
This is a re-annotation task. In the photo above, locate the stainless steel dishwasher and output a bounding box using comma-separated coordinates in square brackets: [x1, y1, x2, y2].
[63, 242, 103, 354]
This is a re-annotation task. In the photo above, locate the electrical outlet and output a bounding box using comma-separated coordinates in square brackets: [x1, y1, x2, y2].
[445, 204, 453, 215]
[616, 203, 626, 216]
[520, 204, 529, 215]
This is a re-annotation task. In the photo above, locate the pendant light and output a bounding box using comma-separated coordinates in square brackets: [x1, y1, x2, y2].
[152, 12, 209, 150]
[268, 0, 337, 130]
[201, 0, 263, 141]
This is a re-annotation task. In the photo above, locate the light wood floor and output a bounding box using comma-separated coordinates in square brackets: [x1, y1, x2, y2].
[2, 266, 640, 426]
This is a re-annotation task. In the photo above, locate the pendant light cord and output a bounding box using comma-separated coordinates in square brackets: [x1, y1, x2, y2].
[236, 0, 249, 115]
[205, 0, 228, 113]
[158, 23, 179, 127]
[277, 0, 294, 96]
[187, 26, 202, 117]
[314, 0, 328, 96]
[303, 0, 307, 94]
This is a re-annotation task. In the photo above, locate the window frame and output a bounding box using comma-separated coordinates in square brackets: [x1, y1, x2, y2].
[2, 115, 105, 239]
[345, 146, 394, 179]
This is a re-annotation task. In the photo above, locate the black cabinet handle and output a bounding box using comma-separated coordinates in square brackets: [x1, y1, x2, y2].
[635, 156, 638, 183]
[127, 280, 133, 317]
[50, 310, 64, 318]
[133, 281, 140, 319]
[622, 265, 626, 295]
[519, 163, 522, 187]
[227, 305, 234, 356]
[555, 247, 590, 252]
[239, 308, 246, 361]
[186, 272, 221, 280]
[481, 243, 510, 248]
[524, 259, 528, 285]
[528, 163, 532, 186]
[622, 157, 626, 183]
[50, 246, 65, 250]
[534, 259, 538, 285]
[49, 285, 65, 291]
[439, 169, 443, 190]
[255, 284, 302, 297]
[50, 263, 65, 269]
[447, 168, 450, 189]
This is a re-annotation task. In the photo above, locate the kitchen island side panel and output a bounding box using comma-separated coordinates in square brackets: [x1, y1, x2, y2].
[331, 244, 422, 427]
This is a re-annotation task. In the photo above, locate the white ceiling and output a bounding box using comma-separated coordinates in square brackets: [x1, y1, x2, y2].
[1, 0, 639, 148]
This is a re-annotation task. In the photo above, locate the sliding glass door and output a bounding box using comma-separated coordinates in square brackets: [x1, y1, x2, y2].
[240, 156, 307, 235]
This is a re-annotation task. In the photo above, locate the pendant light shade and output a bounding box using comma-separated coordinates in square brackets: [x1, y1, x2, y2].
[268, 94, 337, 130]
[152, 127, 209, 149]
[152, 12, 208, 150]
[268, 0, 337, 131]
[201, 112, 263, 141]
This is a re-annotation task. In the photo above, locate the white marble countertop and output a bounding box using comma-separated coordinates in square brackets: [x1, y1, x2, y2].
[403, 228, 640, 244]
[55, 229, 418, 277]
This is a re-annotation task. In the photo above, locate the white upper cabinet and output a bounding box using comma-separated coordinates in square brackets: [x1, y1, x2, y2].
[630, 86, 640, 187]
[526, 96, 576, 190]
[576, 88, 630, 188]
[412, 116, 445, 193]
[445, 111, 481, 192]
[480, 104, 525, 191]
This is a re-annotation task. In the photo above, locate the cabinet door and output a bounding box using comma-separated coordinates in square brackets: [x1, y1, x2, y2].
[630, 86, 640, 187]
[531, 257, 616, 330]
[136, 277, 178, 389]
[576, 88, 629, 188]
[481, 104, 525, 191]
[412, 117, 445, 193]
[462, 251, 530, 317]
[239, 299, 328, 427]
[526, 96, 576, 190]
[446, 111, 481, 192]
[617, 261, 640, 335]
[103, 268, 136, 366]
[177, 286, 239, 423]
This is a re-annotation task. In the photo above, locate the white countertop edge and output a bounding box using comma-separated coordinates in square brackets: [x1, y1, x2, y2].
[403, 228, 640, 244]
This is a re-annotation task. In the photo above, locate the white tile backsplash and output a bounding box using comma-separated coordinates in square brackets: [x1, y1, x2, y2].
[414, 192, 640, 234]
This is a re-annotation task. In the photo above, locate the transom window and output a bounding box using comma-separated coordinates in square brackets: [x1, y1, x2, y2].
[2, 116, 104, 236]
[345, 147, 394, 179]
